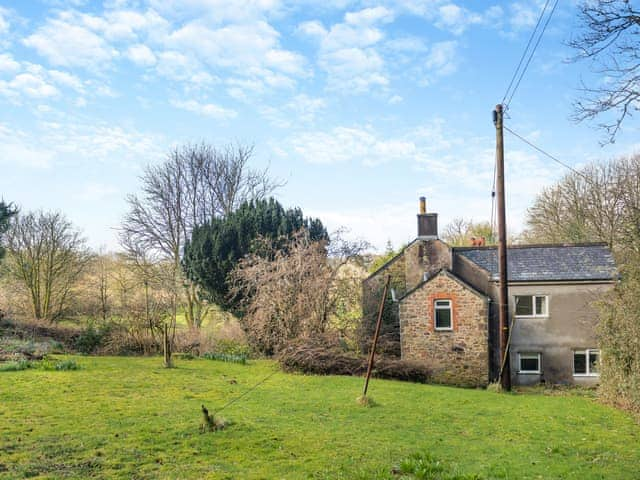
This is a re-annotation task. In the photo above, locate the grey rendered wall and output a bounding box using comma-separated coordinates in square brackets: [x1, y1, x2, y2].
[507, 282, 613, 386]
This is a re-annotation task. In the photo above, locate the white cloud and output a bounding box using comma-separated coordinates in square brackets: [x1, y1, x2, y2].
[41, 121, 164, 165]
[149, 0, 283, 24]
[259, 93, 326, 128]
[509, 2, 543, 30]
[170, 99, 237, 120]
[344, 6, 394, 26]
[435, 4, 483, 35]
[126, 43, 157, 66]
[156, 50, 198, 79]
[310, 7, 395, 93]
[0, 59, 93, 103]
[22, 9, 168, 70]
[320, 48, 388, 92]
[425, 40, 459, 77]
[98, 9, 169, 42]
[0, 7, 10, 35]
[48, 70, 84, 92]
[24, 15, 118, 69]
[0, 73, 59, 99]
[0, 53, 19, 73]
[392, 1, 504, 35]
[167, 21, 307, 78]
[278, 118, 559, 250]
[296, 20, 327, 38]
[285, 126, 417, 166]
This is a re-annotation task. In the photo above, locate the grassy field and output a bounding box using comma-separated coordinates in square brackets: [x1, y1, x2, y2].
[0, 356, 639, 479]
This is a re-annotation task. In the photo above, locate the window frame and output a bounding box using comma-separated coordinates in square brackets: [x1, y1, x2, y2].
[573, 349, 600, 377]
[517, 352, 542, 374]
[433, 299, 453, 331]
[514, 295, 549, 318]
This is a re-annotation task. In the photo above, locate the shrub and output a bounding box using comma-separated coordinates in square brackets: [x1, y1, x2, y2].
[102, 325, 159, 355]
[372, 358, 432, 383]
[278, 336, 432, 383]
[279, 338, 364, 376]
[74, 324, 108, 354]
[174, 317, 249, 357]
[49, 340, 65, 353]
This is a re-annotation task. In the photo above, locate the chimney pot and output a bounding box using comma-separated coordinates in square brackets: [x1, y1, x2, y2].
[419, 196, 426, 214]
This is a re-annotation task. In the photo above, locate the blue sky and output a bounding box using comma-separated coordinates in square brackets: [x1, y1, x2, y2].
[1, 0, 639, 252]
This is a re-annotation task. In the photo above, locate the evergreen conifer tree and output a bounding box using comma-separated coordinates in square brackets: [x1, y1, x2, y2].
[183, 198, 327, 313]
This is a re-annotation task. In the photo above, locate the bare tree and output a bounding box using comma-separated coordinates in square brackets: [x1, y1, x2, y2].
[230, 230, 368, 355]
[120, 143, 280, 363]
[524, 154, 640, 261]
[569, 1, 640, 142]
[441, 218, 495, 246]
[75, 249, 113, 322]
[4, 210, 92, 322]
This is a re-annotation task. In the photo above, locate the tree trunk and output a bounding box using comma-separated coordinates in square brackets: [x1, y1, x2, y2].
[163, 320, 172, 368]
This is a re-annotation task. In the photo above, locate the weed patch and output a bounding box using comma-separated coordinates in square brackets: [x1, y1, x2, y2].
[202, 351, 247, 364]
[0, 358, 80, 372]
[0, 360, 33, 372]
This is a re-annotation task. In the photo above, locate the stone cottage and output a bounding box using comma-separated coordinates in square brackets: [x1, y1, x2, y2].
[362, 198, 618, 387]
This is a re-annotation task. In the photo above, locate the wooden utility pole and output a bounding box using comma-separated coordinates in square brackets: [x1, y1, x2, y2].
[494, 104, 511, 391]
[362, 275, 390, 398]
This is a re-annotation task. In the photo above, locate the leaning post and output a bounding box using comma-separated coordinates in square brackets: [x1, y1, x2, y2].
[362, 274, 391, 398]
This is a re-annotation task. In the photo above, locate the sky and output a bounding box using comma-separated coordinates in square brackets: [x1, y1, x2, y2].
[1, 0, 639, 253]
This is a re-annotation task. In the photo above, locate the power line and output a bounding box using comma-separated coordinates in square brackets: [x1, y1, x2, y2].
[504, 0, 559, 108]
[212, 366, 279, 416]
[501, 0, 551, 106]
[503, 126, 592, 182]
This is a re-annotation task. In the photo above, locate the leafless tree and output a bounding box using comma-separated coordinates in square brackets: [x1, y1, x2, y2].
[4, 210, 92, 322]
[569, 0, 640, 143]
[75, 249, 112, 322]
[441, 218, 495, 246]
[230, 230, 368, 355]
[524, 154, 640, 261]
[120, 143, 280, 326]
[120, 143, 280, 365]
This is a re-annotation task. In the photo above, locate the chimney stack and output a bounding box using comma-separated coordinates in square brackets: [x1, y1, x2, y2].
[417, 197, 438, 239]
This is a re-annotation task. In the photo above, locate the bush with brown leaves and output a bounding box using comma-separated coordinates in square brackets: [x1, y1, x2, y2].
[278, 336, 432, 383]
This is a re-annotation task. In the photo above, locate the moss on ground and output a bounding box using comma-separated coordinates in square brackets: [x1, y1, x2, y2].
[0, 356, 638, 479]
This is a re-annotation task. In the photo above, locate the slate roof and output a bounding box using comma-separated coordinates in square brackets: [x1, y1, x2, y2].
[454, 243, 617, 282]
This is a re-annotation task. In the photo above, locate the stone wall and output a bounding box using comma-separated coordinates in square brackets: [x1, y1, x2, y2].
[361, 239, 453, 357]
[404, 239, 451, 291]
[399, 271, 489, 387]
[362, 251, 406, 322]
[361, 254, 406, 355]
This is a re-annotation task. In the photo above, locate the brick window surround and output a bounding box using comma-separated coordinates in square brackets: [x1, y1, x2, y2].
[427, 293, 458, 332]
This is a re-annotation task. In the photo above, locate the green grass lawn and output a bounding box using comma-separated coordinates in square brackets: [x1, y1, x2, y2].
[0, 356, 639, 479]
